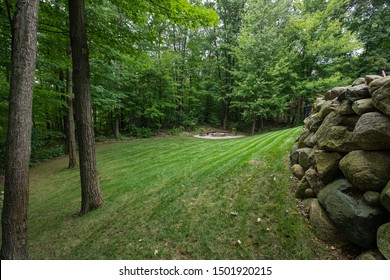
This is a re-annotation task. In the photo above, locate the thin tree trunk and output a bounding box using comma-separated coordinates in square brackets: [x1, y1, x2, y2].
[252, 117, 256, 135]
[66, 67, 77, 168]
[223, 100, 229, 130]
[295, 95, 303, 126]
[68, 0, 103, 216]
[114, 109, 120, 139]
[260, 117, 264, 132]
[1, 0, 39, 260]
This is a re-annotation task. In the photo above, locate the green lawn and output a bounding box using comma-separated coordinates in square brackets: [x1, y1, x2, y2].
[26, 127, 335, 259]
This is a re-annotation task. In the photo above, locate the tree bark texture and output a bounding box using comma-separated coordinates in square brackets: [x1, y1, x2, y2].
[1, 0, 39, 260]
[66, 67, 78, 169]
[68, 0, 103, 215]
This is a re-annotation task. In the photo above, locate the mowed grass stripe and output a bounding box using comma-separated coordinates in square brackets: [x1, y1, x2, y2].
[191, 129, 296, 178]
[27, 127, 336, 260]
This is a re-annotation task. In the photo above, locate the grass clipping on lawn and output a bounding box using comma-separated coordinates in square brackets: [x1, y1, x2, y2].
[27, 127, 336, 259]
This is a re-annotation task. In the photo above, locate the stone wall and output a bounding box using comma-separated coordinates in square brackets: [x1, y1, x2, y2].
[290, 75, 390, 260]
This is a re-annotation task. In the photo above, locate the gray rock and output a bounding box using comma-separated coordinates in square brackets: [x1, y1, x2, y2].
[313, 98, 326, 112]
[372, 79, 390, 117]
[339, 150, 390, 192]
[337, 90, 347, 102]
[316, 125, 357, 153]
[305, 167, 324, 194]
[352, 98, 376, 116]
[297, 148, 313, 171]
[338, 114, 360, 128]
[305, 188, 316, 198]
[292, 164, 305, 180]
[352, 77, 366, 87]
[296, 177, 310, 199]
[345, 84, 370, 102]
[318, 178, 388, 248]
[353, 112, 390, 150]
[365, 75, 382, 85]
[304, 113, 323, 132]
[309, 199, 347, 245]
[356, 250, 385, 260]
[297, 128, 311, 148]
[302, 132, 316, 148]
[380, 181, 390, 212]
[313, 150, 342, 184]
[363, 191, 381, 206]
[337, 100, 355, 115]
[318, 100, 333, 119]
[314, 112, 359, 153]
[377, 222, 390, 260]
[369, 76, 390, 95]
[325, 87, 348, 101]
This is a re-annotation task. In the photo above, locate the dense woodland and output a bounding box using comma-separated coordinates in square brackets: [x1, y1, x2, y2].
[0, 0, 389, 169]
[0, 0, 389, 259]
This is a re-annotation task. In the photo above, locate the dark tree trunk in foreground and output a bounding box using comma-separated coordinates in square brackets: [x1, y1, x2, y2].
[1, 0, 39, 260]
[66, 66, 78, 169]
[68, 0, 103, 215]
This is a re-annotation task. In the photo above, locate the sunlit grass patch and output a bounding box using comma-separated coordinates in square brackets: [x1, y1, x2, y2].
[26, 127, 336, 259]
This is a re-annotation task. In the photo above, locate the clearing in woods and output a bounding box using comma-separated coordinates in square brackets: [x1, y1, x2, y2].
[26, 127, 337, 259]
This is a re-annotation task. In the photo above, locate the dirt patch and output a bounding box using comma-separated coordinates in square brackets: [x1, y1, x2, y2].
[194, 131, 246, 140]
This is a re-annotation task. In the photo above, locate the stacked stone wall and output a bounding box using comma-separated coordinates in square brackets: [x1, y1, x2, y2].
[290, 75, 390, 259]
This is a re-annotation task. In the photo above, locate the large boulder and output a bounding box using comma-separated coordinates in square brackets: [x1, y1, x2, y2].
[318, 100, 333, 119]
[345, 84, 370, 102]
[324, 87, 348, 101]
[380, 181, 390, 212]
[352, 112, 390, 150]
[308, 199, 347, 245]
[365, 75, 382, 85]
[337, 100, 355, 115]
[318, 179, 388, 248]
[313, 150, 342, 184]
[352, 77, 366, 87]
[369, 76, 390, 95]
[302, 132, 316, 148]
[377, 223, 390, 260]
[339, 150, 390, 192]
[352, 98, 376, 116]
[297, 128, 311, 148]
[304, 112, 323, 132]
[314, 112, 359, 153]
[372, 79, 390, 117]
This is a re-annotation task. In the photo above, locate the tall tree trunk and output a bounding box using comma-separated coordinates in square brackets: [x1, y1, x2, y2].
[66, 67, 77, 169]
[223, 100, 230, 130]
[1, 0, 39, 260]
[295, 95, 303, 126]
[114, 109, 120, 139]
[68, 0, 103, 216]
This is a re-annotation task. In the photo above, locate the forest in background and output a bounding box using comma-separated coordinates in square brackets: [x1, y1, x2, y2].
[0, 0, 389, 170]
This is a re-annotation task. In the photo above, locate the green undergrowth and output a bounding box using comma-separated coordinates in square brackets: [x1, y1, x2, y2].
[26, 127, 336, 259]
